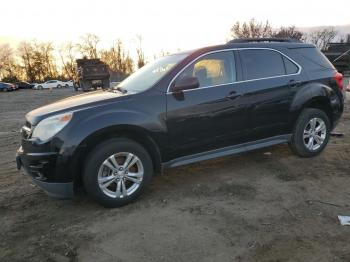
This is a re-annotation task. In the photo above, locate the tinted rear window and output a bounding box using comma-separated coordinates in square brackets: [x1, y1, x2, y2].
[240, 49, 285, 80]
[294, 47, 335, 70]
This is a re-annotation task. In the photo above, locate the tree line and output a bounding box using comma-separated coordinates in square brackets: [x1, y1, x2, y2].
[1, 19, 349, 83]
[229, 19, 350, 50]
[0, 33, 146, 83]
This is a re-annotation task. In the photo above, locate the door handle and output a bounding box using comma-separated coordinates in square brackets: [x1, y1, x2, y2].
[289, 79, 301, 88]
[226, 91, 240, 100]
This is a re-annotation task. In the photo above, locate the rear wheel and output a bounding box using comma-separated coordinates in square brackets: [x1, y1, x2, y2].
[290, 108, 330, 157]
[80, 81, 90, 92]
[57, 84, 62, 89]
[102, 79, 110, 89]
[65, 84, 69, 88]
[83, 138, 153, 207]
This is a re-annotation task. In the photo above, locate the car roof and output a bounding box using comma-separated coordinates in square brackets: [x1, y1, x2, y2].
[177, 40, 315, 57]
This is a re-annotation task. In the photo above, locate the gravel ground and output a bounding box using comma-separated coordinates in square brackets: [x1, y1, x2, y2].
[0, 88, 350, 262]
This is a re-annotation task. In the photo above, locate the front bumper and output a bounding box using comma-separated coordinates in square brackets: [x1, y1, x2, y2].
[16, 147, 74, 199]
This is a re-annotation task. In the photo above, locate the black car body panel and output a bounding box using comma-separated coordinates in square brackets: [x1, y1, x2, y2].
[16, 40, 344, 198]
[16, 81, 35, 89]
[0, 82, 15, 91]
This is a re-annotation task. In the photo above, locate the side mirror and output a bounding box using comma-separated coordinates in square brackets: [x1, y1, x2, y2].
[172, 77, 200, 92]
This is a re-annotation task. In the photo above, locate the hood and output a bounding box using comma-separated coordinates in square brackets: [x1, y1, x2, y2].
[26, 90, 126, 125]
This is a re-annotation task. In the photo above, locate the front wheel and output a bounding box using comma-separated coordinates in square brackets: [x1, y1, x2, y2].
[83, 138, 153, 207]
[289, 108, 331, 157]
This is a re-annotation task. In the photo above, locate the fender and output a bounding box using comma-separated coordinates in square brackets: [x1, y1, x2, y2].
[59, 104, 166, 151]
[288, 82, 343, 131]
[49, 101, 167, 181]
[290, 82, 334, 113]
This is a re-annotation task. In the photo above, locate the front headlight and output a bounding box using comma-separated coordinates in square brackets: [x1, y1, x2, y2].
[32, 112, 73, 141]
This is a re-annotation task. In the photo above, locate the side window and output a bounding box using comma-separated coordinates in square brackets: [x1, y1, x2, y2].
[240, 49, 285, 80]
[283, 56, 299, 74]
[176, 51, 236, 88]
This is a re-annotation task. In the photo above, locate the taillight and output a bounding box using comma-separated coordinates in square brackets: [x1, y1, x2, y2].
[334, 72, 343, 90]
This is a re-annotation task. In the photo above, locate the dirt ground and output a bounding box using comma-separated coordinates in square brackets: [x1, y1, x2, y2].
[0, 88, 350, 262]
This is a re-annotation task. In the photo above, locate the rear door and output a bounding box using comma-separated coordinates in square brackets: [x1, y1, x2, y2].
[238, 48, 302, 140]
[166, 50, 250, 159]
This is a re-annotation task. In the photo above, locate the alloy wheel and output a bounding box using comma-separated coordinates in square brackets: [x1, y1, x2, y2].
[303, 117, 327, 151]
[97, 152, 144, 198]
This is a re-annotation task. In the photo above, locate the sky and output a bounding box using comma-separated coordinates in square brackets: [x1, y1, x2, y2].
[1, 0, 350, 60]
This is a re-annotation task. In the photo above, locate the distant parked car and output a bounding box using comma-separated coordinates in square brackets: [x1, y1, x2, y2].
[66, 80, 74, 87]
[16, 81, 35, 89]
[0, 82, 15, 92]
[34, 80, 68, 90]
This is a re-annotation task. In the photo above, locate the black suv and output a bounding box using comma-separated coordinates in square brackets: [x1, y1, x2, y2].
[16, 39, 345, 207]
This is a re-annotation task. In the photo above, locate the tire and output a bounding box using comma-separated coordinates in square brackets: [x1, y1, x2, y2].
[57, 84, 62, 89]
[3, 88, 8, 92]
[65, 84, 69, 88]
[83, 138, 153, 207]
[289, 108, 331, 157]
[102, 79, 110, 89]
[80, 81, 89, 92]
[38, 85, 43, 90]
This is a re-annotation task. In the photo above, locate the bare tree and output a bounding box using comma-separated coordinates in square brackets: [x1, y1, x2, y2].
[0, 44, 21, 81]
[35, 41, 58, 80]
[17, 41, 58, 82]
[100, 40, 134, 76]
[230, 19, 273, 39]
[305, 27, 338, 50]
[17, 41, 36, 82]
[77, 33, 100, 59]
[0, 44, 12, 73]
[230, 19, 305, 41]
[273, 26, 304, 40]
[136, 35, 146, 69]
[59, 42, 78, 79]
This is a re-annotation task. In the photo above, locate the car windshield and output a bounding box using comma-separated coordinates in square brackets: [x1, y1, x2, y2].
[114, 53, 188, 93]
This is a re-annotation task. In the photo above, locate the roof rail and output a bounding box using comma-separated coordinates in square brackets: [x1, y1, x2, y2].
[227, 38, 302, 44]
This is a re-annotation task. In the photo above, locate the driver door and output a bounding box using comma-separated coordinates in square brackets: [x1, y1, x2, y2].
[165, 51, 250, 159]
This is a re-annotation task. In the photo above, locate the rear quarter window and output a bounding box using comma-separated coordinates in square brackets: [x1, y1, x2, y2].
[294, 47, 335, 71]
[283, 56, 299, 74]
